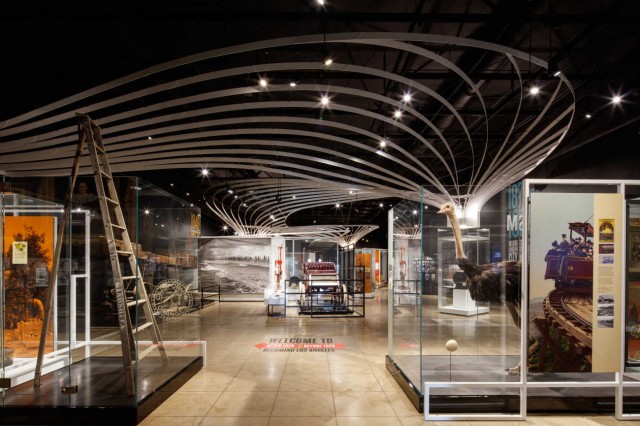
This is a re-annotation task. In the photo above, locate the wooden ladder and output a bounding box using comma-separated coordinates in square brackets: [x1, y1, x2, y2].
[34, 113, 167, 396]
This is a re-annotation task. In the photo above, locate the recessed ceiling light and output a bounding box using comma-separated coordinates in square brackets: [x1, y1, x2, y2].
[402, 93, 411, 102]
[612, 95, 622, 104]
[379, 139, 387, 148]
[529, 86, 540, 95]
[289, 81, 297, 87]
[585, 113, 592, 119]
[259, 78, 268, 87]
[321, 95, 329, 106]
[393, 110, 402, 119]
[324, 58, 333, 66]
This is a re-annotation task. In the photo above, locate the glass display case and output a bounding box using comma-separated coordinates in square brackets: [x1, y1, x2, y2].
[1, 176, 203, 424]
[387, 180, 640, 421]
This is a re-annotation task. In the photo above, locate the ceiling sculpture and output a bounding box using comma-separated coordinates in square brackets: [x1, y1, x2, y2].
[0, 32, 574, 236]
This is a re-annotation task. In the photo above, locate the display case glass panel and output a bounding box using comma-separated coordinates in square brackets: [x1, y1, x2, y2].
[387, 180, 640, 419]
[1, 175, 203, 420]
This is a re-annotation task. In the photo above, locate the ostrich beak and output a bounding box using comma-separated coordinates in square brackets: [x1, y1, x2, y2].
[437, 206, 447, 215]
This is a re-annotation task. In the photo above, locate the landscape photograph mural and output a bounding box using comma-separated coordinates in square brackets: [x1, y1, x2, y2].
[199, 237, 270, 294]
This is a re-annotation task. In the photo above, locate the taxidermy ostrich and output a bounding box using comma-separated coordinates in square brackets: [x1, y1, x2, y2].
[438, 203, 522, 372]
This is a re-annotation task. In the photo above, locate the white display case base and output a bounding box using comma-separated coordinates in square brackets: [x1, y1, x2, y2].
[439, 288, 489, 316]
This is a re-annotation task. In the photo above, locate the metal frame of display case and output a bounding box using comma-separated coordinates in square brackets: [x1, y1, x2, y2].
[1, 204, 91, 388]
[420, 179, 640, 422]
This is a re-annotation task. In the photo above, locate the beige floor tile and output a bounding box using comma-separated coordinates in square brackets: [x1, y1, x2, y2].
[178, 369, 235, 392]
[327, 359, 374, 374]
[398, 417, 431, 426]
[268, 417, 337, 426]
[333, 391, 396, 417]
[284, 357, 330, 374]
[151, 392, 222, 417]
[271, 391, 336, 417]
[200, 416, 270, 425]
[226, 369, 284, 391]
[239, 353, 288, 368]
[202, 359, 246, 373]
[279, 372, 333, 391]
[384, 391, 420, 417]
[206, 391, 277, 417]
[336, 417, 403, 426]
[330, 371, 383, 392]
[139, 416, 204, 426]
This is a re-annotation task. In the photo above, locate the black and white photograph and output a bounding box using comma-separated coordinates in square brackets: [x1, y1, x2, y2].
[200, 237, 270, 294]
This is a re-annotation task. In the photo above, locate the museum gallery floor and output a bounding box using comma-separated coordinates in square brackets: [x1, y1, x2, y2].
[138, 289, 626, 425]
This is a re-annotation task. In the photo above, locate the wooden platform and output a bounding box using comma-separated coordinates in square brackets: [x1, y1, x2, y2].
[0, 355, 202, 425]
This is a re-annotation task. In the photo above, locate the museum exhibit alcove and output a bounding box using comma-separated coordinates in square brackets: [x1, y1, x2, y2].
[386, 181, 640, 420]
[1, 177, 204, 425]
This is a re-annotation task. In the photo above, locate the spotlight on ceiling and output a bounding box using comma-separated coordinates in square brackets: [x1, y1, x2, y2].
[402, 93, 412, 103]
[324, 57, 333, 66]
[259, 78, 268, 88]
[289, 81, 297, 87]
[201, 168, 209, 176]
[612, 95, 622, 104]
[529, 85, 540, 95]
[317, 0, 325, 5]
[320, 95, 330, 106]
[393, 110, 402, 119]
[379, 139, 387, 148]
[585, 113, 592, 119]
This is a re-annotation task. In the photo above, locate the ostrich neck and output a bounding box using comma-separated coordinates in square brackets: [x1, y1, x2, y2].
[449, 212, 466, 259]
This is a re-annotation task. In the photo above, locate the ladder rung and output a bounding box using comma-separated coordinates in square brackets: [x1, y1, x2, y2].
[117, 250, 133, 256]
[135, 344, 160, 361]
[111, 223, 126, 231]
[122, 275, 140, 281]
[104, 196, 119, 206]
[95, 144, 106, 154]
[127, 298, 147, 307]
[99, 169, 112, 179]
[132, 322, 153, 334]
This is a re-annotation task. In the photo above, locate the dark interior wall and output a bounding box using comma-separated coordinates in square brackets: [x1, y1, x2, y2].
[526, 120, 640, 181]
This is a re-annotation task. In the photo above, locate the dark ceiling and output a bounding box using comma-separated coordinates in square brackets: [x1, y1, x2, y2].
[1, 0, 639, 236]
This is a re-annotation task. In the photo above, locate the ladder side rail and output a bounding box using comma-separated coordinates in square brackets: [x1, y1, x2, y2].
[92, 131, 167, 360]
[84, 118, 138, 392]
[34, 115, 87, 386]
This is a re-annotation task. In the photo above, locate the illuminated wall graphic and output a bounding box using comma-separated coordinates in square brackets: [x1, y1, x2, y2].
[528, 192, 622, 373]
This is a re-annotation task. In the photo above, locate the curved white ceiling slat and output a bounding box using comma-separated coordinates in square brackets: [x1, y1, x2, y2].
[0, 32, 575, 230]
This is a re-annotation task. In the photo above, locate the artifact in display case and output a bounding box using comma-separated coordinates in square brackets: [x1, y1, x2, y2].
[436, 205, 490, 316]
[298, 261, 351, 315]
[437, 203, 521, 325]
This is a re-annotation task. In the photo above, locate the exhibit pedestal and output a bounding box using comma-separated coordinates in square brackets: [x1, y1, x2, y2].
[439, 287, 489, 316]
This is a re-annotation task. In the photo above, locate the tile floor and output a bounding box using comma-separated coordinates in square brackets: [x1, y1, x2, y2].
[140, 290, 637, 425]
